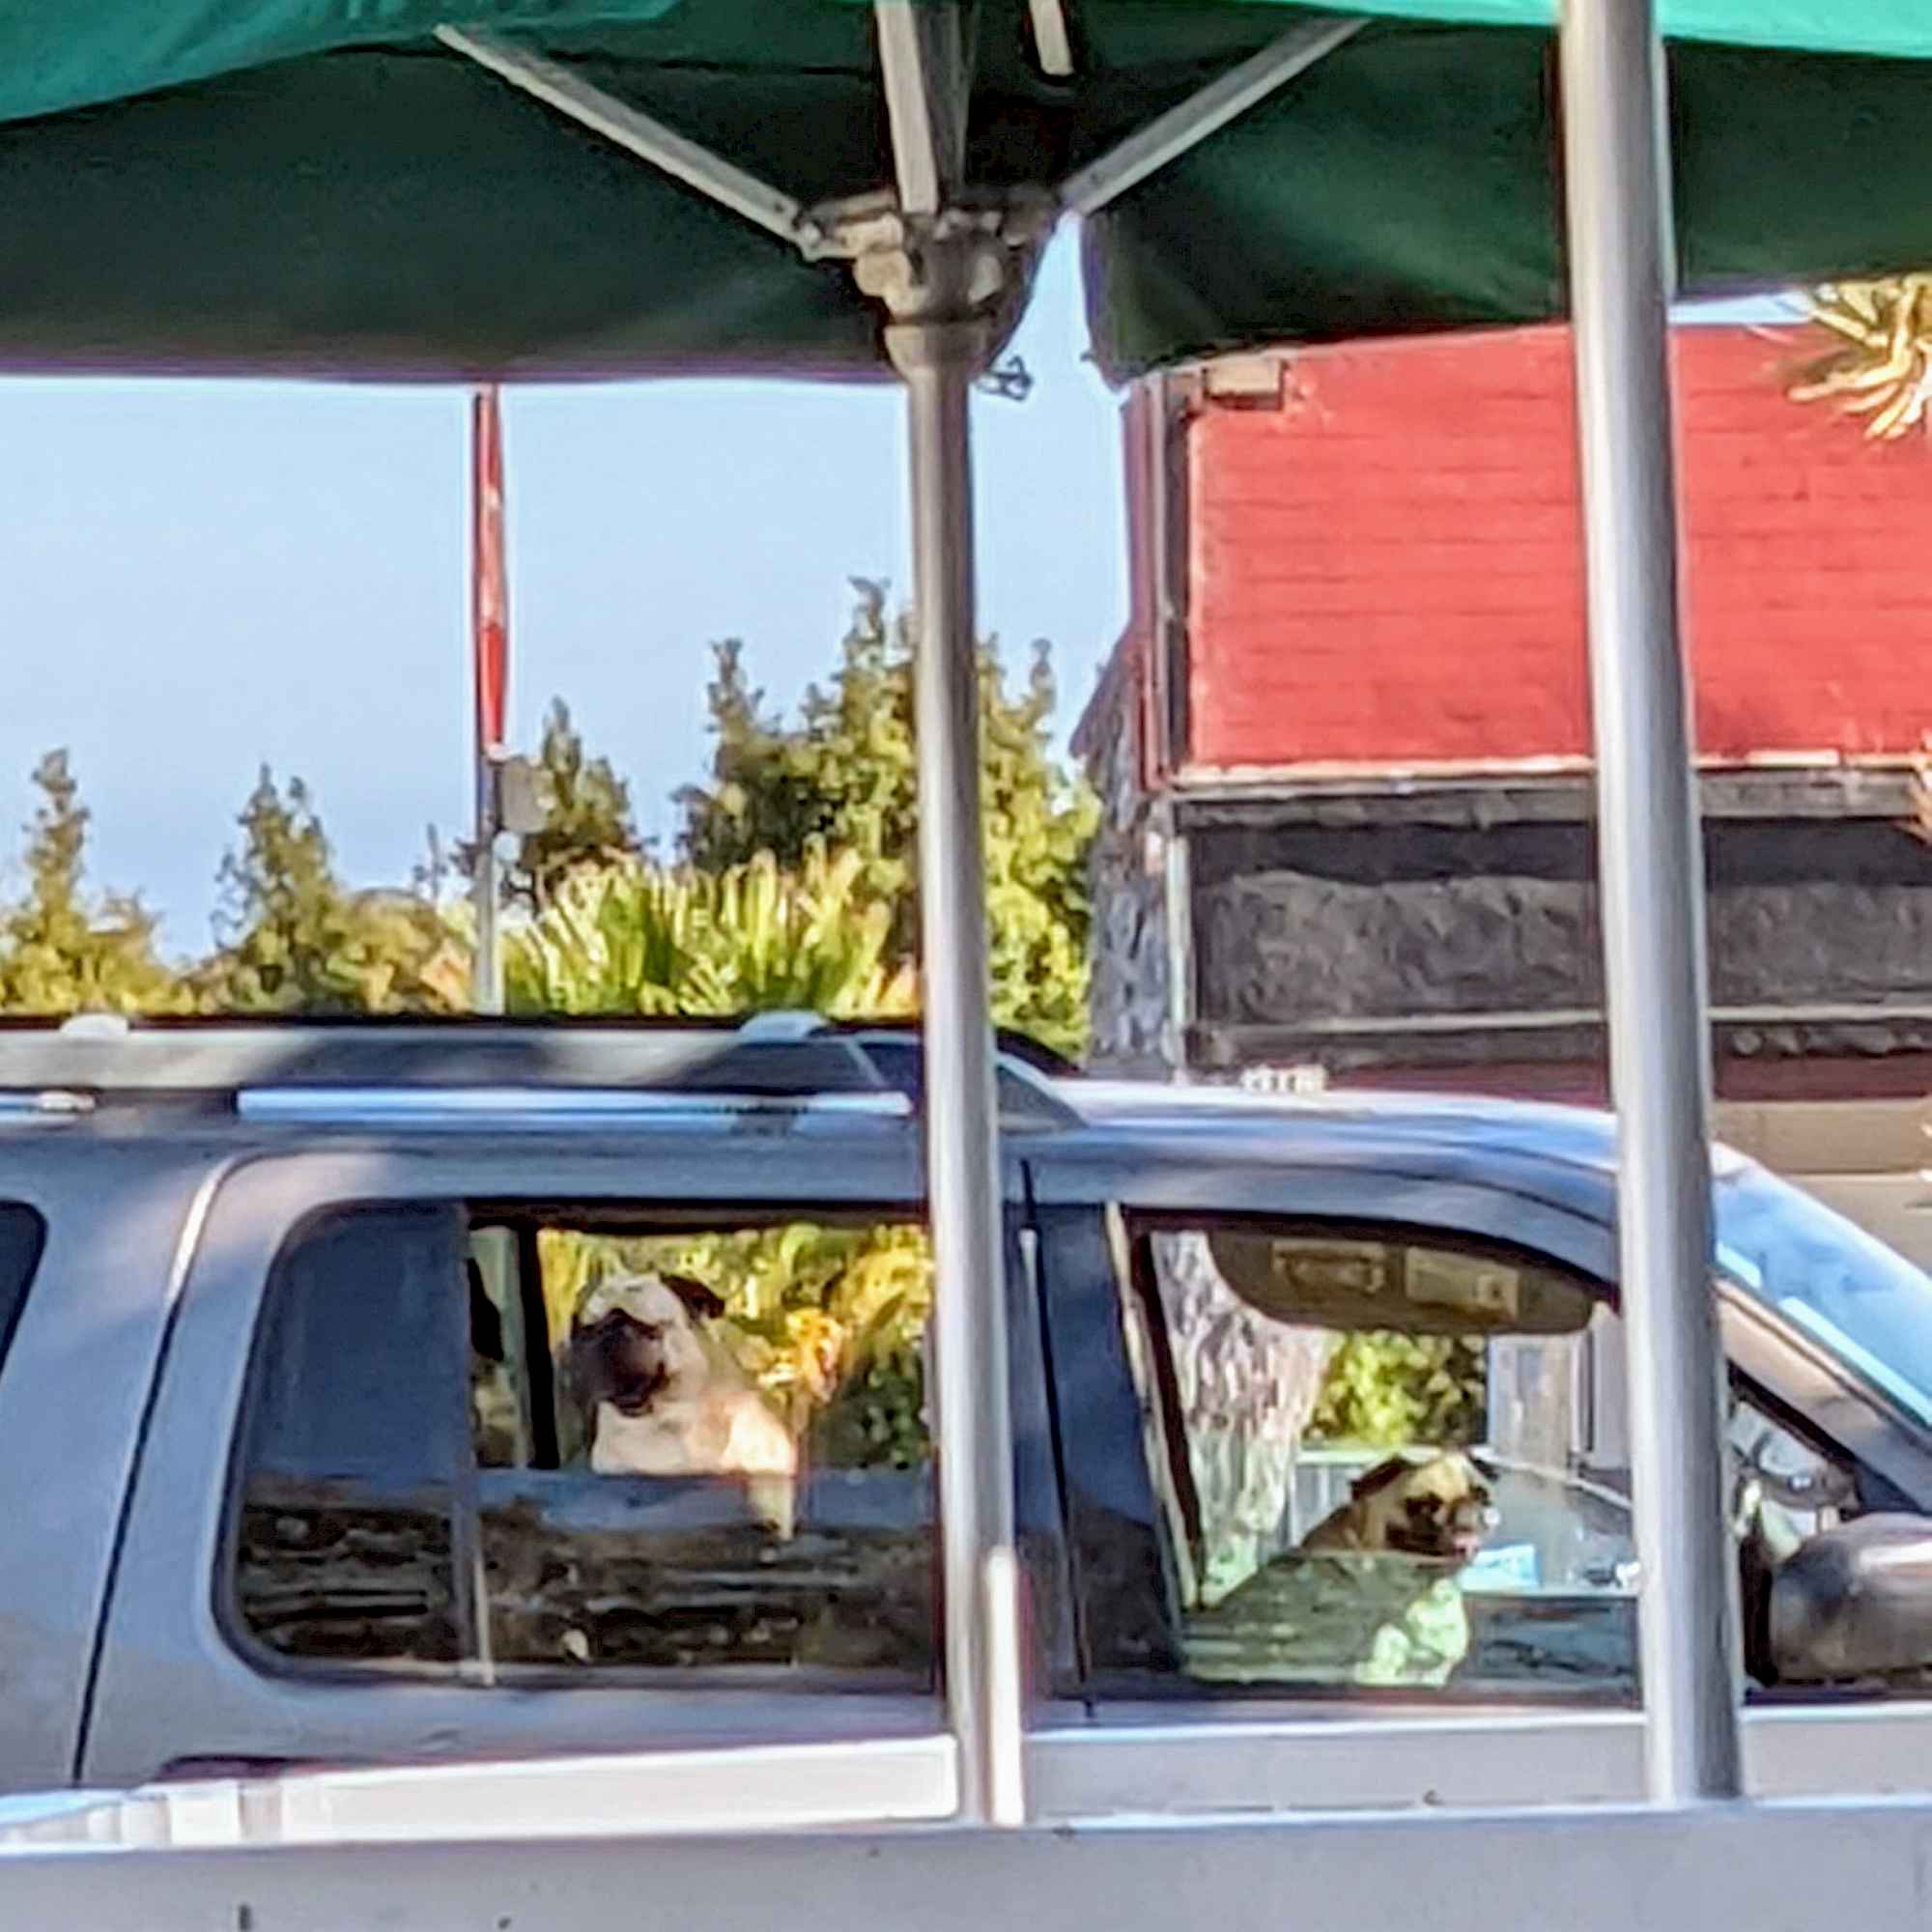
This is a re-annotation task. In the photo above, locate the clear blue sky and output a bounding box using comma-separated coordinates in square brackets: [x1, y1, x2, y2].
[0, 231, 1797, 958]
[0, 231, 1128, 956]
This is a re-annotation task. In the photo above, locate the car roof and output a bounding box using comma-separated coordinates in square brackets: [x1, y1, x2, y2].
[0, 1014, 1768, 1241]
[1056, 1075, 1628, 1173]
[1032, 1073, 1642, 1227]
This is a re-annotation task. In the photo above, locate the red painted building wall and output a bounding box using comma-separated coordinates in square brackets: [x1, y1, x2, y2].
[1172, 324, 1932, 773]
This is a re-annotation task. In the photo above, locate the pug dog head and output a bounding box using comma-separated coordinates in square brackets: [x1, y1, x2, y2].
[1342, 1450, 1498, 1563]
[565, 1271, 728, 1416]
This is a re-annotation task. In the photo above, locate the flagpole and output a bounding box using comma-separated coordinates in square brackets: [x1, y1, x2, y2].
[470, 384, 508, 1015]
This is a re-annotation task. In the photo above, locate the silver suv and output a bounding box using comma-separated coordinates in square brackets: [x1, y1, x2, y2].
[2, 1015, 1930, 1806]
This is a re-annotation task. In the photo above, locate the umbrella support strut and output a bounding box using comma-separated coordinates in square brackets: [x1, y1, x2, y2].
[1560, 0, 1743, 1804]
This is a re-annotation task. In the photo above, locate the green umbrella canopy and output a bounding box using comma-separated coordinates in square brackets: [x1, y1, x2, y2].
[0, 0, 1926, 382]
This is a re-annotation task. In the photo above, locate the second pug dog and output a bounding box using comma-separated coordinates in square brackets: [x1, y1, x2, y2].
[1188, 1450, 1498, 1690]
[565, 1270, 797, 1536]
[1300, 1450, 1498, 1564]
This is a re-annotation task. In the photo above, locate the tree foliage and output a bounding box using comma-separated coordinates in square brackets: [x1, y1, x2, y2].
[506, 838, 929, 1470]
[504, 843, 917, 1020]
[1308, 1332, 1489, 1450]
[1788, 275, 1932, 440]
[193, 768, 465, 1014]
[0, 751, 184, 1014]
[502, 697, 640, 909]
[677, 582, 1098, 1057]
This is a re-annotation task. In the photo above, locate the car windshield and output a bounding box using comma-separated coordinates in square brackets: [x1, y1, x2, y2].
[1713, 1160, 1932, 1432]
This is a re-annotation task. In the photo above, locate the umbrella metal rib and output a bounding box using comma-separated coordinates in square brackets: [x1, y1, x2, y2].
[1027, 0, 1074, 78]
[1059, 14, 1366, 216]
[876, 0, 972, 217]
[433, 26, 825, 253]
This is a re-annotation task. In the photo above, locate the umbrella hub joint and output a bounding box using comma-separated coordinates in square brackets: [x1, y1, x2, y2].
[837, 197, 1050, 362]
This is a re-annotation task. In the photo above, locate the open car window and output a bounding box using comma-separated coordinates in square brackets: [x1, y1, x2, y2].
[1096, 1212, 1641, 1703]
[1078, 1206, 1930, 1710]
[232, 1200, 938, 1690]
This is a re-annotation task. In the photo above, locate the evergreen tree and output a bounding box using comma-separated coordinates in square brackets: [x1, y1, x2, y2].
[195, 768, 463, 1013]
[677, 582, 1097, 1056]
[502, 698, 640, 909]
[0, 751, 183, 1014]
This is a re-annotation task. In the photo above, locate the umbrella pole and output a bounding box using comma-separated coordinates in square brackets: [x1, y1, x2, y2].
[471, 773, 501, 1015]
[1559, 0, 1743, 1803]
[889, 313, 1025, 1831]
[470, 384, 509, 1017]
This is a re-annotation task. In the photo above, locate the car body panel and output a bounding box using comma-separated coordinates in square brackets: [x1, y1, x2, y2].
[0, 1136, 232, 1788]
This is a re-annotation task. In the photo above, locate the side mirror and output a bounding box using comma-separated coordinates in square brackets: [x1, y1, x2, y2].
[1767, 1515, 1932, 1684]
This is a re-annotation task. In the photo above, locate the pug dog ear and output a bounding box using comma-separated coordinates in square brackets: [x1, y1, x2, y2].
[1350, 1455, 1415, 1501]
[662, 1272, 728, 1322]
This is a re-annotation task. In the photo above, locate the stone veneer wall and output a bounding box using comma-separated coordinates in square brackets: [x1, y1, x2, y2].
[1080, 650, 1178, 1079]
[1187, 814, 1932, 1062]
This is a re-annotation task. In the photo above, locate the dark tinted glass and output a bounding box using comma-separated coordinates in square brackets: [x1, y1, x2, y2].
[0, 1203, 46, 1384]
[232, 1204, 469, 1667]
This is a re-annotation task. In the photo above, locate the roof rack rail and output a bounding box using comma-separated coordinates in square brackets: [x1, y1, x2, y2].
[0, 1014, 891, 1099]
[235, 1087, 911, 1124]
[0, 1012, 1086, 1123]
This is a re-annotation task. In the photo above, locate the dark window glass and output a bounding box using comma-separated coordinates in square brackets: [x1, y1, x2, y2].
[0, 1203, 47, 1385]
[231, 1204, 469, 1667]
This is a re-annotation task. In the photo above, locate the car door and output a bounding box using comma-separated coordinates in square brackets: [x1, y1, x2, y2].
[1024, 1144, 1633, 1698]
[1019, 1139, 1932, 1816]
[85, 1126, 1071, 1822]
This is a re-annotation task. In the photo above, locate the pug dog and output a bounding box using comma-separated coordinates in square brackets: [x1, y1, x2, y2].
[1188, 1452, 1498, 1690]
[1301, 1449, 1498, 1564]
[564, 1270, 797, 1537]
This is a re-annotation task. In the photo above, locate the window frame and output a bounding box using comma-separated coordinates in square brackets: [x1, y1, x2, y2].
[1102, 1204, 1632, 1712]
[471, 1199, 949, 1695]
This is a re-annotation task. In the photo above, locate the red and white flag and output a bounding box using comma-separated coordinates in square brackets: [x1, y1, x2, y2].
[471, 384, 509, 760]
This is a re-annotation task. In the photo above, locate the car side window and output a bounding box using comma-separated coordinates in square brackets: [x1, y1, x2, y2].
[0, 1202, 47, 1387]
[231, 1203, 471, 1667]
[231, 1201, 937, 1689]
[1090, 1213, 1641, 1701]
